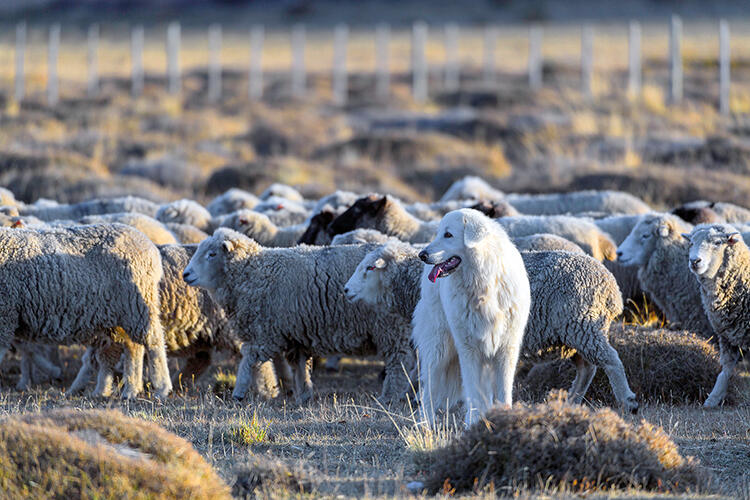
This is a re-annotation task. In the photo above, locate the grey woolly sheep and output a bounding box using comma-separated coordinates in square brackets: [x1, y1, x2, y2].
[0, 223, 171, 399]
[218, 209, 307, 247]
[79, 213, 178, 245]
[253, 197, 309, 227]
[591, 214, 649, 301]
[617, 214, 712, 336]
[327, 194, 438, 244]
[671, 205, 724, 225]
[504, 190, 652, 216]
[309, 190, 359, 219]
[68, 244, 287, 399]
[206, 188, 260, 216]
[156, 199, 213, 232]
[0, 187, 18, 207]
[182, 229, 414, 403]
[685, 223, 750, 407]
[13, 196, 159, 221]
[495, 215, 618, 261]
[677, 201, 750, 224]
[164, 222, 208, 244]
[259, 183, 304, 203]
[511, 234, 585, 254]
[331, 229, 395, 246]
[439, 176, 504, 202]
[345, 242, 637, 412]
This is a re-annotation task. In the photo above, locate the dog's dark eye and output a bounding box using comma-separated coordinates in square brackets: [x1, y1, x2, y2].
[444, 231, 453, 238]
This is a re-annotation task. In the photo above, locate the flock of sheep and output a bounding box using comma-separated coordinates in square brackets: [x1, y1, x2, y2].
[0, 176, 748, 422]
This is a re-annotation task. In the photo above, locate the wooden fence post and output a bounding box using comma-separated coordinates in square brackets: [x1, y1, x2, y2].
[443, 23, 459, 91]
[483, 25, 497, 85]
[719, 19, 730, 115]
[291, 24, 306, 98]
[87, 24, 99, 97]
[412, 21, 428, 103]
[375, 23, 390, 99]
[528, 24, 542, 90]
[332, 23, 348, 105]
[208, 23, 222, 102]
[249, 25, 264, 99]
[48, 23, 60, 106]
[15, 22, 25, 103]
[167, 21, 181, 95]
[581, 25, 593, 99]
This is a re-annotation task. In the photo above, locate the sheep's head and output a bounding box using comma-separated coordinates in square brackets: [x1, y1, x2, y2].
[469, 200, 516, 219]
[183, 228, 259, 290]
[259, 183, 304, 202]
[672, 205, 723, 225]
[684, 224, 744, 279]
[223, 210, 275, 242]
[157, 199, 212, 231]
[617, 215, 685, 267]
[344, 248, 388, 306]
[327, 194, 388, 236]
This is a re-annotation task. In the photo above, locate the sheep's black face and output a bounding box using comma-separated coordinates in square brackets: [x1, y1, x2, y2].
[327, 195, 386, 236]
[298, 210, 335, 245]
[672, 206, 722, 225]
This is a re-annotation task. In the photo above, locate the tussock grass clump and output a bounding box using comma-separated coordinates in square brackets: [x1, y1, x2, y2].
[520, 324, 721, 405]
[419, 391, 706, 495]
[0, 408, 231, 500]
[232, 454, 314, 498]
[227, 411, 271, 445]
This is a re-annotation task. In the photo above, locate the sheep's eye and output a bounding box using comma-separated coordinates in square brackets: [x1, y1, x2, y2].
[366, 265, 376, 271]
[444, 231, 453, 238]
[208, 251, 216, 258]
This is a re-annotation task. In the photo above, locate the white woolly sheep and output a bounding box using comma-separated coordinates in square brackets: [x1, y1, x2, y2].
[345, 242, 637, 413]
[0, 223, 171, 399]
[504, 190, 652, 216]
[511, 234, 585, 254]
[439, 176, 504, 202]
[68, 244, 287, 399]
[79, 213, 178, 245]
[164, 222, 208, 244]
[677, 201, 750, 224]
[206, 188, 260, 216]
[253, 196, 310, 227]
[685, 223, 750, 407]
[259, 183, 305, 203]
[331, 229, 396, 246]
[156, 199, 213, 232]
[0, 187, 19, 207]
[495, 215, 618, 262]
[182, 229, 414, 403]
[13, 196, 160, 221]
[309, 190, 359, 219]
[218, 209, 307, 247]
[617, 214, 712, 336]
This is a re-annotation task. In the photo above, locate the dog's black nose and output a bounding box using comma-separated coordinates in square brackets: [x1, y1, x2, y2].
[418, 250, 428, 263]
[182, 272, 190, 281]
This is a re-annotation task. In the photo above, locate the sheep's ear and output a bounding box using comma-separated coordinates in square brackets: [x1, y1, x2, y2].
[374, 257, 386, 269]
[658, 223, 670, 238]
[371, 196, 388, 214]
[727, 233, 741, 246]
[681, 232, 691, 241]
[463, 215, 488, 248]
[238, 217, 248, 226]
[11, 220, 23, 228]
[222, 239, 235, 253]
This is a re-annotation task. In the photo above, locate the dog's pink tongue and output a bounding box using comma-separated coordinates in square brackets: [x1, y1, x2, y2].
[428, 264, 443, 283]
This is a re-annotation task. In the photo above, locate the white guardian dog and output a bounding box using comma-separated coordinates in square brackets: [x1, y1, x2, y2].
[413, 208, 531, 427]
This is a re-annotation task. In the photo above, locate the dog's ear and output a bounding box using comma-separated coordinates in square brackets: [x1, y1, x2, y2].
[463, 214, 488, 248]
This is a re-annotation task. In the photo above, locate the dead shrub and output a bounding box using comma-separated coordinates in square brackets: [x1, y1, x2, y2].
[232, 453, 314, 498]
[418, 391, 706, 495]
[0, 408, 231, 500]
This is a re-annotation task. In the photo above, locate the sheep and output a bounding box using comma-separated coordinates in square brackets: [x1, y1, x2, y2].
[259, 183, 304, 203]
[182, 228, 414, 403]
[68, 244, 287, 399]
[672, 205, 724, 225]
[12, 196, 160, 221]
[156, 199, 213, 232]
[253, 197, 309, 227]
[439, 176, 504, 202]
[79, 213, 178, 245]
[511, 234, 585, 254]
[206, 188, 260, 216]
[217, 209, 306, 247]
[0, 223, 171, 399]
[0, 187, 18, 206]
[164, 222, 208, 244]
[297, 208, 337, 245]
[309, 190, 359, 219]
[504, 190, 652, 216]
[332, 229, 395, 246]
[345, 242, 637, 412]
[685, 223, 750, 407]
[327, 194, 438, 244]
[467, 200, 520, 218]
[495, 215, 617, 262]
[617, 214, 712, 336]
[675, 201, 750, 224]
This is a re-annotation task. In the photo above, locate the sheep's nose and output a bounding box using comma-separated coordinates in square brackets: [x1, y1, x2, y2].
[616, 250, 623, 259]
[182, 271, 190, 280]
[418, 250, 429, 263]
[690, 257, 701, 268]
[344, 287, 349, 294]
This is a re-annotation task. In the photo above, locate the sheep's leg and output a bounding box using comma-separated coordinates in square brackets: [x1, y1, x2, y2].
[588, 341, 638, 413]
[252, 360, 281, 400]
[568, 353, 597, 405]
[232, 343, 258, 400]
[0, 345, 7, 366]
[16, 349, 32, 391]
[69, 347, 96, 395]
[121, 341, 145, 399]
[142, 321, 172, 399]
[273, 354, 295, 395]
[705, 338, 740, 408]
[93, 349, 116, 398]
[31, 349, 62, 380]
[289, 352, 313, 404]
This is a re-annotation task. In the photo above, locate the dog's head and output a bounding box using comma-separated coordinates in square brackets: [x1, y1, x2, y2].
[418, 209, 491, 283]
[327, 194, 387, 236]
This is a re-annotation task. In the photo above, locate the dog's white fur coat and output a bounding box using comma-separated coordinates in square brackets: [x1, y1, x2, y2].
[413, 209, 531, 426]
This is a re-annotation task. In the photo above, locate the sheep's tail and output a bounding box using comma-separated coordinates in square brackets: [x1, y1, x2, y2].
[600, 233, 618, 261]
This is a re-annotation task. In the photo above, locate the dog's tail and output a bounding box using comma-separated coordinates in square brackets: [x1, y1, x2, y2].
[600, 233, 618, 261]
